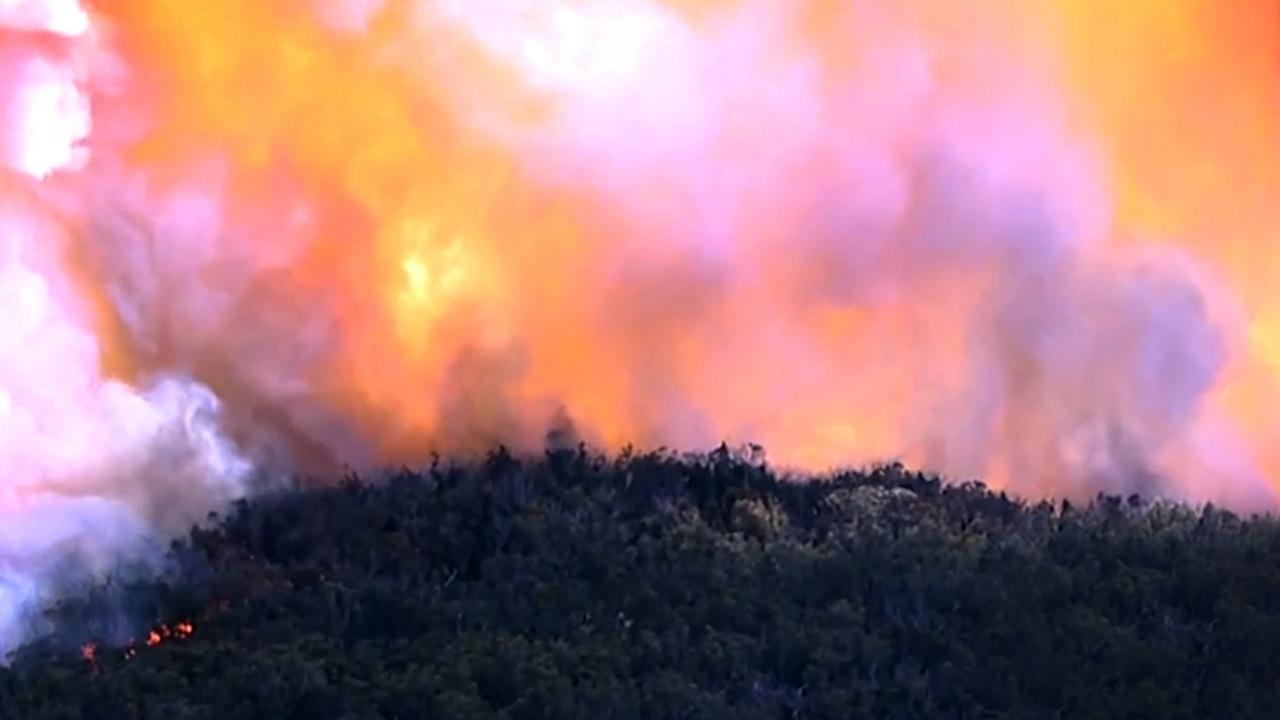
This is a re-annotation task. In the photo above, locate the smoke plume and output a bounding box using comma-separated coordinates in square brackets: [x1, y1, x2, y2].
[0, 0, 1278, 652]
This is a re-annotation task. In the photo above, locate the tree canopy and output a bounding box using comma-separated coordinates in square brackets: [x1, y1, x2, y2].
[3, 445, 1279, 719]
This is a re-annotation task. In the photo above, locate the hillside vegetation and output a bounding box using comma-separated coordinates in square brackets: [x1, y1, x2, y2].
[3, 446, 1280, 719]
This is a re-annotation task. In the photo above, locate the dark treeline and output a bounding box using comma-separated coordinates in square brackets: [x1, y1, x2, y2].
[3, 445, 1280, 719]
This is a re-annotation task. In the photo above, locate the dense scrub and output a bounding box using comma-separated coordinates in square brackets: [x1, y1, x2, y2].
[3, 446, 1280, 719]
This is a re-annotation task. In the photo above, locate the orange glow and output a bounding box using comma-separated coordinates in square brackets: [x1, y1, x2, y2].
[1052, 0, 1280, 488]
[3, 0, 1276, 508]
[126, 621, 195, 655]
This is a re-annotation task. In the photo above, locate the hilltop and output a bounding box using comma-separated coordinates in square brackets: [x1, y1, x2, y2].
[3, 446, 1280, 719]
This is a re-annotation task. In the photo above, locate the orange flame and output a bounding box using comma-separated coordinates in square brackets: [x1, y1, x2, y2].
[122, 621, 197, 655]
[9, 0, 1276, 506]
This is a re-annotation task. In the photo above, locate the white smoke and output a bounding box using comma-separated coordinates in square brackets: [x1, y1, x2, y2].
[0, 1, 249, 657]
[420, 0, 1264, 503]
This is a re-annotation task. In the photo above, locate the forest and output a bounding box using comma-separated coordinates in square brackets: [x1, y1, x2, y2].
[3, 445, 1279, 719]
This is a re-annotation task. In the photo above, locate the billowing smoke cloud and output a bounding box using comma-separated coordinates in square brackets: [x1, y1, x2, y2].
[1, 0, 1278, 651]
[0, 3, 249, 655]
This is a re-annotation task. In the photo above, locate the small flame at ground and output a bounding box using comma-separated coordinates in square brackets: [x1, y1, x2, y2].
[143, 621, 195, 649]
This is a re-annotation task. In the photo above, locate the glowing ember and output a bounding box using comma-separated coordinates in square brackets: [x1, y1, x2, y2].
[103, 621, 199, 659]
[139, 621, 195, 650]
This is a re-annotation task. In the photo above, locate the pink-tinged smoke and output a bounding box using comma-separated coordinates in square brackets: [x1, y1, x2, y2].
[0, 0, 1277, 652]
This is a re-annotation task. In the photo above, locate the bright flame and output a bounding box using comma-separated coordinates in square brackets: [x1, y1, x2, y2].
[1, 0, 1279, 651]
[139, 621, 193, 650]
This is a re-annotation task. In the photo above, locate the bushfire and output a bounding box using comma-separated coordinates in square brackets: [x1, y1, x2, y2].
[80, 621, 196, 666]
[1, 0, 1279, 656]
